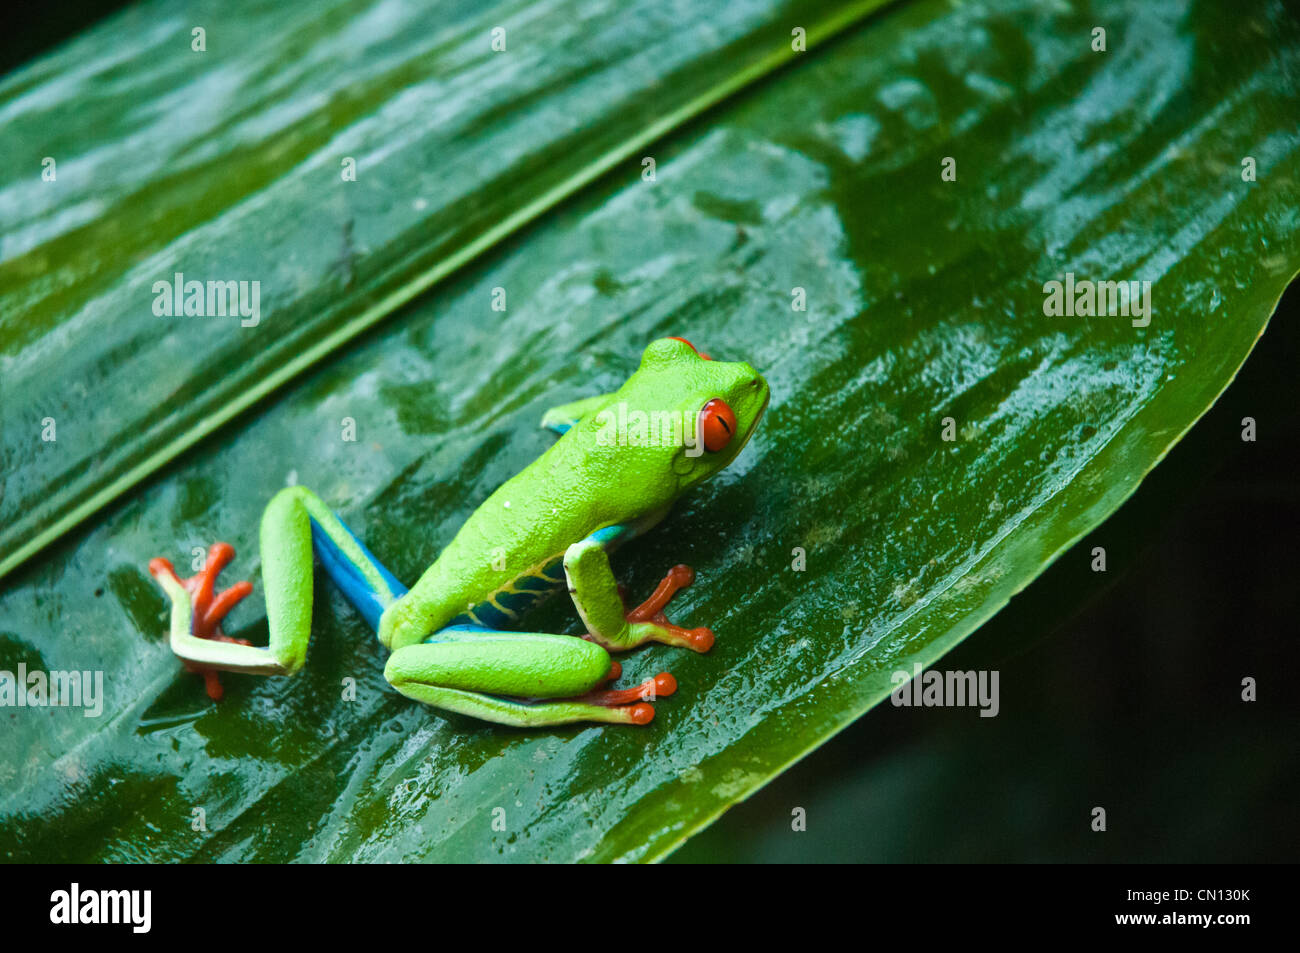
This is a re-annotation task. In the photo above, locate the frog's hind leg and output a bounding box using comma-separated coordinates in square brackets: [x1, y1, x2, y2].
[148, 486, 407, 698]
[295, 488, 408, 631]
[384, 627, 675, 727]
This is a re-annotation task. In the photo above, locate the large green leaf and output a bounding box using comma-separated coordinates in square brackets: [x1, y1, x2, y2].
[1, 0, 1297, 862]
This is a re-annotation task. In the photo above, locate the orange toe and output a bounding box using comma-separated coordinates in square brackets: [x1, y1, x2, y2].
[626, 703, 655, 725]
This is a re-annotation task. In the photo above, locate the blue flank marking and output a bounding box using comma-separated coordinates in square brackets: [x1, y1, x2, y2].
[422, 524, 634, 642]
[309, 516, 408, 632]
[446, 599, 511, 631]
[589, 524, 628, 546]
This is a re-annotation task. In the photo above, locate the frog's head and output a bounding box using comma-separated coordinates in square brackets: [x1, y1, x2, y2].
[608, 336, 769, 495]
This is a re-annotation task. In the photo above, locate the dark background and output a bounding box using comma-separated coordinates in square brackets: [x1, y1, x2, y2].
[8, 4, 1297, 864]
[0, 2, 132, 76]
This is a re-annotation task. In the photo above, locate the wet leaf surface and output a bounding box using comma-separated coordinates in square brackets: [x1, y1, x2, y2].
[0, 0, 1297, 861]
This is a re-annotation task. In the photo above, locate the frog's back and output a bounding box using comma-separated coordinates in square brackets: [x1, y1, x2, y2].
[392, 432, 640, 640]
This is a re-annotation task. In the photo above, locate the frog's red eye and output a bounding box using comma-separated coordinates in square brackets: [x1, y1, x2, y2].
[669, 336, 712, 360]
[699, 398, 737, 452]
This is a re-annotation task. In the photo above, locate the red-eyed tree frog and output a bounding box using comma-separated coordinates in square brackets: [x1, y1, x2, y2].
[148, 337, 769, 727]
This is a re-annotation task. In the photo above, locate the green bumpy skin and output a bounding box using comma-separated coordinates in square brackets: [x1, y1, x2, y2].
[148, 338, 769, 727]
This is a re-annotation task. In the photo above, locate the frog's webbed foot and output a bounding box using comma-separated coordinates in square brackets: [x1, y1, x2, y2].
[623, 564, 715, 653]
[570, 671, 677, 721]
[581, 658, 679, 715]
[565, 538, 715, 654]
[149, 542, 253, 700]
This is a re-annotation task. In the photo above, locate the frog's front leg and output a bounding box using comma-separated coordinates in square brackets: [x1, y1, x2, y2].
[563, 537, 715, 653]
[384, 627, 676, 726]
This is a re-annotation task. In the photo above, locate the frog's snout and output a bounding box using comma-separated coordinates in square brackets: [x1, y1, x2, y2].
[745, 367, 771, 414]
[730, 369, 769, 452]
[737, 361, 765, 390]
